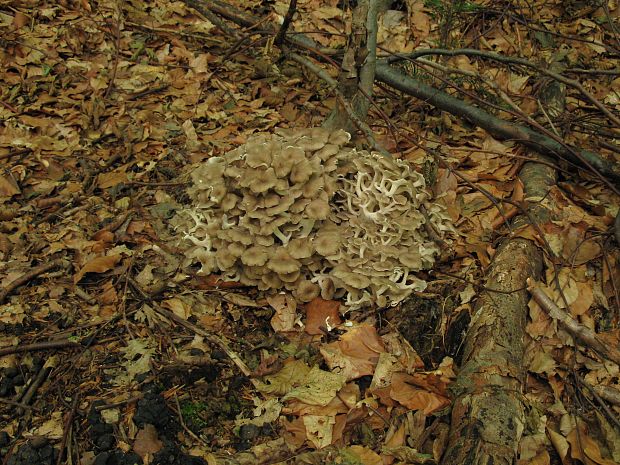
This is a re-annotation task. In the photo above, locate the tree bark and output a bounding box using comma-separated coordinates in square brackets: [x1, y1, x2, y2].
[441, 238, 543, 465]
[441, 84, 559, 465]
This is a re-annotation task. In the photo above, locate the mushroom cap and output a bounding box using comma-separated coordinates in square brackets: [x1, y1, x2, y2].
[215, 248, 237, 270]
[328, 129, 351, 146]
[399, 249, 422, 269]
[332, 269, 371, 290]
[224, 229, 253, 245]
[279, 270, 301, 283]
[302, 175, 325, 198]
[314, 231, 340, 256]
[290, 198, 310, 213]
[245, 141, 273, 168]
[316, 276, 336, 300]
[227, 242, 246, 258]
[190, 157, 226, 186]
[271, 146, 305, 178]
[290, 158, 313, 184]
[241, 245, 270, 266]
[247, 167, 279, 194]
[261, 272, 283, 289]
[221, 193, 240, 211]
[267, 248, 300, 274]
[265, 195, 295, 216]
[305, 198, 330, 220]
[294, 280, 320, 302]
[314, 143, 340, 161]
[295, 136, 327, 152]
[243, 265, 266, 280]
[287, 237, 313, 259]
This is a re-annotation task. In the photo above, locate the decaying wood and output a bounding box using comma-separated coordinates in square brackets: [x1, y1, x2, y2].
[528, 284, 620, 366]
[375, 63, 620, 190]
[441, 83, 560, 463]
[442, 239, 543, 465]
[0, 258, 68, 305]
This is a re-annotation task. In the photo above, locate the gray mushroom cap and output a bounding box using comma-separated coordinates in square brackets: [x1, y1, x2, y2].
[267, 248, 300, 274]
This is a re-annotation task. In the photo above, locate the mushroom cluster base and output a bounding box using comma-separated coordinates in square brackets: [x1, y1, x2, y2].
[172, 128, 453, 309]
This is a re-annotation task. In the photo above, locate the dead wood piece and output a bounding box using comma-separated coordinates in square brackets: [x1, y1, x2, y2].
[184, 0, 239, 37]
[442, 239, 543, 465]
[528, 284, 620, 366]
[94, 394, 143, 411]
[15, 363, 54, 415]
[0, 259, 68, 305]
[594, 385, 620, 407]
[56, 395, 80, 465]
[0, 340, 80, 357]
[375, 63, 620, 189]
[274, 0, 296, 46]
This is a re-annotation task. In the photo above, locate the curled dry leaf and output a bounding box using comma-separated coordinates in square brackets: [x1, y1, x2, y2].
[74, 254, 122, 283]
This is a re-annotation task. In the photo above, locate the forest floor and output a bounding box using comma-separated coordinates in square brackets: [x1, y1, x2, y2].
[0, 0, 619, 464]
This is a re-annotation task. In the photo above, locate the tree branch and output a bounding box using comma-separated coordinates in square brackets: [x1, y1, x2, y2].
[375, 63, 620, 193]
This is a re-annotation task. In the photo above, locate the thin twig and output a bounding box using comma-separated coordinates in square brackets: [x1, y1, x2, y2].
[16, 364, 53, 414]
[95, 394, 143, 411]
[56, 394, 80, 465]
[0, 340, 80, 357]
[385, 48, 620, 129]
[0, 397, 36, 410]
[575, 375, 620, 430]
[528, 280, 620, 366]
[0, 259, 68, 304]
[274, 0, 296, 46]
[126, 277, 256, 386]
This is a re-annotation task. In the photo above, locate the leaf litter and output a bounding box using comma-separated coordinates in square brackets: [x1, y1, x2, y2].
[0, 0, 619, 464]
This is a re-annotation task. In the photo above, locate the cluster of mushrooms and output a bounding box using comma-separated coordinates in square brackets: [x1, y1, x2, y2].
[172, 128, 452, 309]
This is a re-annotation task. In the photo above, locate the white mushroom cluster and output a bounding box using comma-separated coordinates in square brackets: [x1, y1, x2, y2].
[172, 128, 452, 309]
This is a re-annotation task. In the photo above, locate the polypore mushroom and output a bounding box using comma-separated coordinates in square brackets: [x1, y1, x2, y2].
[290, 158, 313, 184]
[287, 238, 313, 259]
[246, 167, 279, 194]
[175, 126, 453, 310]
[294, 280, 320, 302]
[305, 197, 330, 220]
[332, 268, 371, 290]
[271, 146, 304, 177]
[216, 248, 237, 270]
[328, 129, 351, 146]
[267, 248, 300, 274]
[245, 141, 273, 168]
[241, 245, 270, 266]
[314, 229, 341, 256]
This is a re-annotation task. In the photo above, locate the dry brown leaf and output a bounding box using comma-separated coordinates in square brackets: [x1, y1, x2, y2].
[268, 293, 297, 333]
[348, 445, 383, 465]
[74, 254, 122, 283]
[305, 298, 341, 335]
[389, 372, 450, 414]
[320, 324, 385, 381]
[566, 421, 617, 465]
[97, 169, 129, 189]
[133, 424, 163, 459]
[0, 174, 20, 197]
[162, 297, 191, 320]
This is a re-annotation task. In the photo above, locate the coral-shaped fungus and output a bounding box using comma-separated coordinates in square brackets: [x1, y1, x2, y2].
[172, 128, 453, 309]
